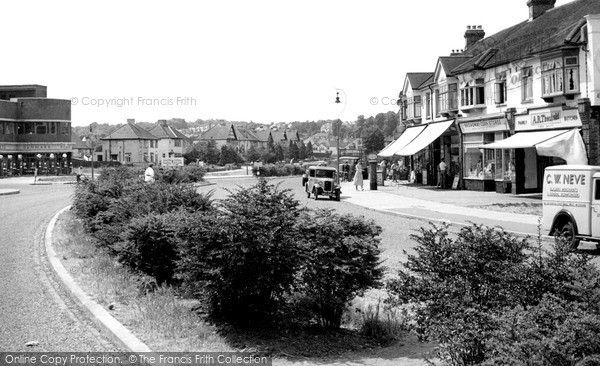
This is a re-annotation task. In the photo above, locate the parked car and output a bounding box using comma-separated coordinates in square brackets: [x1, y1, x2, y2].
[304, 166, 341, 201]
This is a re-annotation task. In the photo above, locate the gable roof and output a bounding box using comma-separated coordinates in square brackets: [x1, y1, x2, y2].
[71, 130, 90, 149]
[102, 123, 158, 140]
[148, 122, 187, 140]
[406, 73, 434, 90]
[200, 124, 235, 140]
[452, 0, 600, 74]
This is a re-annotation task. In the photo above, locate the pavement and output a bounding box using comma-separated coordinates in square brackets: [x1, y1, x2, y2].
[340, 179, 543, 236]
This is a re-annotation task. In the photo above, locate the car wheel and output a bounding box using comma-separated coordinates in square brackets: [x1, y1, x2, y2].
[557, 220, 578, 250]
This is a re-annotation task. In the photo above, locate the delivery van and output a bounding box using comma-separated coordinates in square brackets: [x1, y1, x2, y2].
[542, 165, 600, 250]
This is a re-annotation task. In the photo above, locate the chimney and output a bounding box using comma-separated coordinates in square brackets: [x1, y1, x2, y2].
[127, 118, 135, 125]
[527, 0, 556, 21]
[464, 25, 485, 49]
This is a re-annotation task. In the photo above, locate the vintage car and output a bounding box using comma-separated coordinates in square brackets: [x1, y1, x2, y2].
[303, 166, 341, 201]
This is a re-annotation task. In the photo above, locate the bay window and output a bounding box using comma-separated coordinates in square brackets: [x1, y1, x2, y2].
[461, 79, 485, 109]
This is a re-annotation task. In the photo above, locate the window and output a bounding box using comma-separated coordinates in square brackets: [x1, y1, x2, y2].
[494, 73, 507, 104]
[174, 140, 182, 147]
[435, 89, 440, 115]
[463, 133, 498, 180]
[425, 92, 431, 119]
[541, 56, 579, 97]
[522, 67, 533, 102]
[60, 122, 70, 135]
[125, 153, 131, 163]
[461, 79, 485, 108]
[437, 84, 458, 113]
[49, 122, 56, 134]
[414, 96, 422, 118]
[35, 122, 47, 134]
[564, 56, 579, 93]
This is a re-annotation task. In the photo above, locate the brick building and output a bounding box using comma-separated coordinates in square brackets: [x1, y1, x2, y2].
[0, 85, 74, 176]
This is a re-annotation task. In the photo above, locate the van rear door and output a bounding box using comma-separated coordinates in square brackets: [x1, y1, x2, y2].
[591, 173, 600, 238]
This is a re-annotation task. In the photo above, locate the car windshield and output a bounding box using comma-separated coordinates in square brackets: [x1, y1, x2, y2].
[315, 170, 335, 178]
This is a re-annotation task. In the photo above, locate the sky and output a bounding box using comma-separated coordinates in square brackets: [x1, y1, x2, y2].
[3, 0, 573, 126]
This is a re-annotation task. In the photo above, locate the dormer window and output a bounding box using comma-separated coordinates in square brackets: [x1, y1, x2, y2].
[461, 79, 486, 110]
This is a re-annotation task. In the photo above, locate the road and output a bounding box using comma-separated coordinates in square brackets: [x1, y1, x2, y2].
[0, 181, 118, 351]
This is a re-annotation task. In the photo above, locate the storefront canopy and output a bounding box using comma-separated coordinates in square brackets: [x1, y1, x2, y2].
[479, 128, 587, 165]
[378, 125, 426, 157]
[395, 119, 454, 156]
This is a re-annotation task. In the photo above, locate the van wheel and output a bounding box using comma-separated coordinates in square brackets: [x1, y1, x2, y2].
[557, 221, 578, 250]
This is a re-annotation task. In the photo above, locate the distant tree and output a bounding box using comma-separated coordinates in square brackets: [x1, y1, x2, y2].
[183, 144, 202, 164]
[204, 139, 220, 165]
[219, 145, 242, 165]
[275, 144, 284, 162]
[245, 145, 261, 163]
[289, 140, 299, 161]
[383, 111, 400, 137]
[306, 141, 314, 159]
[298, 141, 307, 160]
[361, 126, 385, 155]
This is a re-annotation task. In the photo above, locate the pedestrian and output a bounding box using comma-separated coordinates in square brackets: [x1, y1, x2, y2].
[342, 160, 350, 182]
[391, 161, 399, 182]
[438, 158, 447, 189]
[144, 163, 155, 183]
[353, 161, 364, 191]
[76, 166, 83, 183]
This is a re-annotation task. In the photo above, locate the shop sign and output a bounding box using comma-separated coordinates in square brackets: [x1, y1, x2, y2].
[516, 108, 581, 131]
[459, 118, 509, 133]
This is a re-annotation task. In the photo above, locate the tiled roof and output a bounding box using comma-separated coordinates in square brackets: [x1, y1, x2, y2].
[439, 56, 472, 76]
[254, 130, 272, 142]
[200, 124, 234, 140]
[102, 123, 157, 140]
[148, 123, 187, 139]
[71, 130, 90, 149]
[452, 0, 600, 74]
[271, 130, 286, 142]
[407, 73, 434, 89]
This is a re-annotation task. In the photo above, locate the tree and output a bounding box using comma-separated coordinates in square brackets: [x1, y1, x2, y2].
[275, 144, 284, 162]
[361, 126, 385, 155]
[204, 139, 220, 164]
[298, 141, 307, 160]
[289, 140, 299, 161]
[245, 145, 261, 163]
[219, 145, 242, 165]
[305, 141, 314, 159]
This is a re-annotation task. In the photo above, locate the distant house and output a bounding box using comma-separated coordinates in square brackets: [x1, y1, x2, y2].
[148, 120, 189, 161]
[100, 119, 158, 165]
[71, 130, 91, 159]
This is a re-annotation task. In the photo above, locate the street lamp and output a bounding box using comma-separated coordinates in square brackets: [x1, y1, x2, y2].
[334, 89, 347, 185]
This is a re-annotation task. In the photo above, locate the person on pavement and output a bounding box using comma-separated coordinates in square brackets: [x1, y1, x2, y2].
[438, 158, 447, 189]
[144, 163, 156, 183]
[353, 161, 364, 191]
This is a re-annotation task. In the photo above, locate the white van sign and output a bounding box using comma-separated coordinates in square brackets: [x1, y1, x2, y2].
[545, 173, 586, 185]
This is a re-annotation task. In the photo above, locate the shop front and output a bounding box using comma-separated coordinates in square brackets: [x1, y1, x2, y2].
[458, 114, 511, 192]
[394, 119, 458, 187]
[479, 106, 586, 194]
[0, 142, 73, 177]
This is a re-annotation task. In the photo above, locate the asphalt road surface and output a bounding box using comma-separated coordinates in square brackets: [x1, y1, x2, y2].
[0, 182, 118, 351]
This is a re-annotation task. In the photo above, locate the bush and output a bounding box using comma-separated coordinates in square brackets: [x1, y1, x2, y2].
[176, 179, 304, 325]
[252, 163, 304, 177]
[386, 223, 600, 365]
[157, 165, 206, 184]
[296, 209, 384, 328]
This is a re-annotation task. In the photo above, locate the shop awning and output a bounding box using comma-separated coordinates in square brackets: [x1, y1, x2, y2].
[478, 129, 571, 149]
[395, 119, 454, 156]
[378, 125, 426, 157]
[479, 128, 587, 165]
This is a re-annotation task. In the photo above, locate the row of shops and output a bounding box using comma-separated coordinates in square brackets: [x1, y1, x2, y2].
[380, 102, 590, 194]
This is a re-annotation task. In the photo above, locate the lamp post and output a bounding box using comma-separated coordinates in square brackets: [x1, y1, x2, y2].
[334, 89, 347, 185]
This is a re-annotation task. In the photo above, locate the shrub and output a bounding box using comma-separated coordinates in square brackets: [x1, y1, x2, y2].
[252, 164, 304, 177]
[158, 165, 206, 184]
[386, 223, 600, 365]
[120, 212, 181, 284]
[296, 209, 384, 328]
[176, 179, 304, 325]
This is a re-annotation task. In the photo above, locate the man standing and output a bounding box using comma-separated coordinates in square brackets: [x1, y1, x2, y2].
[342, 160, 350, 182]
[438, 158, 447, 189]
[144, 163, 155, 183]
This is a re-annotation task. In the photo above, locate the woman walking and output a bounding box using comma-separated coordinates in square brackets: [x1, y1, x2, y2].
[353, 161, 364, 191]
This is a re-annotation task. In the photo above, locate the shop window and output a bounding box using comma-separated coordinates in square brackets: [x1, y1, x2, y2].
[464, 132, 497, 180]
[522, 67, 533, 102]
